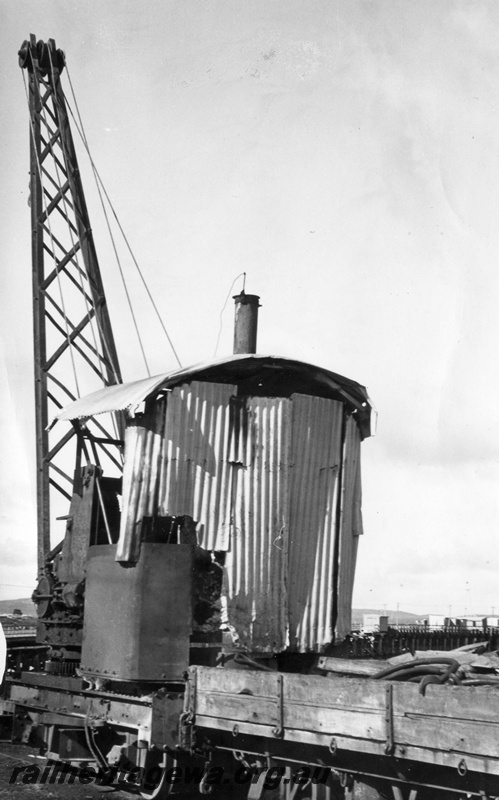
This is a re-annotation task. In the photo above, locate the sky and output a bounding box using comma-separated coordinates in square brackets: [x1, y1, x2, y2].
[1, 0, 499, 616]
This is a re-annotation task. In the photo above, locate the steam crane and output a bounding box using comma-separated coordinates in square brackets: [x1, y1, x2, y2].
[9, 34, 499, 800]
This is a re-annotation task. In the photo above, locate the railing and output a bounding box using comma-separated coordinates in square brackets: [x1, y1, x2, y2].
[6, 645, 49, 677]
[338, 627, 499, 659]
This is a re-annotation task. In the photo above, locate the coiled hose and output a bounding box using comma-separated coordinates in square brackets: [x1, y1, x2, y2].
[373, 657, 460, 695]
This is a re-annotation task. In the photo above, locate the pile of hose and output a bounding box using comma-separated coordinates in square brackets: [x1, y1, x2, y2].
[373, 657, 460, 695]
[373, 656, 499, 694]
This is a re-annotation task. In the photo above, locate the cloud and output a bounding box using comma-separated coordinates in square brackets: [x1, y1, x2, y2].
[356, 454, 499, 613]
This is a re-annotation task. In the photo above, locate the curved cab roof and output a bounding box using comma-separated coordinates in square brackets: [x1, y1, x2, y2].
[55, 354, 374, 439]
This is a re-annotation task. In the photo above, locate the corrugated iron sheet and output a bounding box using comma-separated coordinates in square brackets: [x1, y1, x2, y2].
[157, 381, 236, 551]
[55, 374, 173, 421]
[54, 354, 373, 438]
[116, 399, 167, 561]
[223, 397, 291, 653]
[116, 382, 236, 561]
[115, 377, 365, 651]
[335, 415, 363, 639]
[287, 394, 344, 652]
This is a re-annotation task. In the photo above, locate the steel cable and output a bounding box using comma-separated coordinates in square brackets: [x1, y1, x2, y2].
[65, 65, 182, 371]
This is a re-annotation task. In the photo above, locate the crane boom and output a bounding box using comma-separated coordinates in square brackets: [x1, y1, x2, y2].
[19, 35, 123, 577]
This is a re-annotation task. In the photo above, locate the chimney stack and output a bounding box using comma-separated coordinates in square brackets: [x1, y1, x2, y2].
[233, 292, 260, 354]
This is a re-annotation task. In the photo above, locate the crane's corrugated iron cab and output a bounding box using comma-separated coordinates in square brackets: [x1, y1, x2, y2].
[58, 355, 372, 677]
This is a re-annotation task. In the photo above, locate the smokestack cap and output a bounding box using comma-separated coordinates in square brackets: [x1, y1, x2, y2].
[232, 292, 261, 306]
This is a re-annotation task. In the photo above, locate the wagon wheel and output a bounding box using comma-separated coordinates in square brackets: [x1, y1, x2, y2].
[138, 749, 185, 800]
[137, 750, 169, 800]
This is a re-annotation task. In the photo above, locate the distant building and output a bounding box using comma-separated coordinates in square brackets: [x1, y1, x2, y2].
[483, 616, 499, 628]
[456, 616, 483, 629]
[428, 614, 446, 628]
[363, 614, 389, 633]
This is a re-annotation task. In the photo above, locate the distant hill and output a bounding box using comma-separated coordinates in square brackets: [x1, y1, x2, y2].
[0, 597, 36, 616]
[0, 601, 482, 631]
[0, 602, 426, 625]
[351, 608, 428, 628]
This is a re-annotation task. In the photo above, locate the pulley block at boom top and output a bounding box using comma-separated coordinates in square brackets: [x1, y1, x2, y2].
[19, 37, 65, 76]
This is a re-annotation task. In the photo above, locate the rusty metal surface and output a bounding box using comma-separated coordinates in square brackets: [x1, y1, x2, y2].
[54, 354, 373, 439]
[81, 544, 192, 681]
